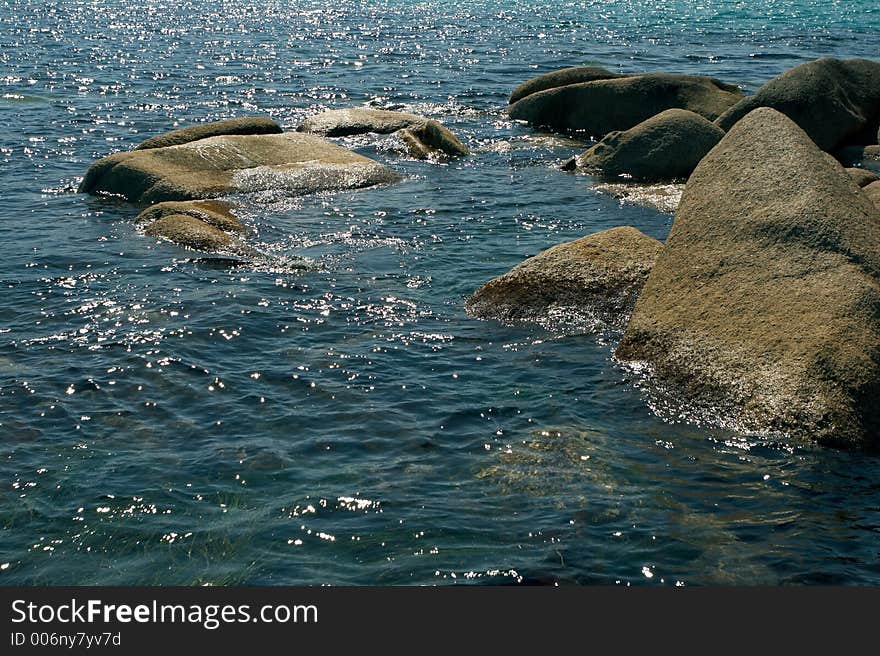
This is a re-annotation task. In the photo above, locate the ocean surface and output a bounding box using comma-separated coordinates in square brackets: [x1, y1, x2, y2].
[2, 0, 879, 586]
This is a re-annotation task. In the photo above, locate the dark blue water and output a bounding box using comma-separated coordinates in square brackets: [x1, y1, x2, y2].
[2, 0, 879, 585]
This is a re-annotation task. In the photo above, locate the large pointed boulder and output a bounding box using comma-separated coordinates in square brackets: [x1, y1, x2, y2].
[616, 108, 880, 449]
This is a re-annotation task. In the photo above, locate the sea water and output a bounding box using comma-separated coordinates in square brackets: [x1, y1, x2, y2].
[1, 0, 879, 585]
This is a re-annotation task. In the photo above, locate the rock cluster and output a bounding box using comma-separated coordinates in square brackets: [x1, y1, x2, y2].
[79, 117, 402, 255]
[471, 57, 880, 449]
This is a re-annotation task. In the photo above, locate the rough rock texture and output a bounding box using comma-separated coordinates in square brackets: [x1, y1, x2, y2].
[79, 132, 400, 204]
[134, 117, 282, 150]
[397, 120, 470, 159]
[135, 200, 246, 233]
[509, 66, 628, 104]
[616, 108, 880, 449]
[507, 73, 743, 137]
[465, 226, 662, 327]
[144, 214, 234, 252]
[297, 108, 425, 137]
[574, 109, 725, 181]
[715, 58, 880, 151]
[864, 180, 880, 207]
[847, 167, 880, 188]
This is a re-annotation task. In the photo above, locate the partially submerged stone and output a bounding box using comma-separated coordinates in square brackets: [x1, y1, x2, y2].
[574, 109, 725, 181]
[509, 66, 628, 104]
[297, 108, 425, 137]
[616, 108, 880, 449]
[847, 167, 880, 188]
[715, 58, 880, 151]
[135, 200, 246, 233]
[298, 108, 470, 159]
[144, 214, 234, 252]
[79, 132, 400, 204]
[465, 226, 662, 328]
[397, 120, 470, 159]
[507, 73, 743, 137]
[134, 117, 282, 150]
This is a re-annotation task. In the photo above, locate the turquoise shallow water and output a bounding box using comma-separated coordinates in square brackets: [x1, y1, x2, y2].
[1, 0, 880, 585]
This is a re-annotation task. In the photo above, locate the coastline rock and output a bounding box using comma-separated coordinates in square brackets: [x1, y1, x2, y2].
[144, 214, 235, 252]
[465, 226, 662, 327]
[135, 200, 246, 233]
[397, 120, 470, 159]
[715, 58, 880, 151]
[616, 108, 880, 449]
[509, 66, 628, 104]
[134, 117, 282, 150]
[297, 108, 425, 137]
[573, 109, 725, 181]
[79, 132, 400, 204]
[507, 73, 743, 137]
[847, 167, 880, 188]
[864, 180, 880, 208]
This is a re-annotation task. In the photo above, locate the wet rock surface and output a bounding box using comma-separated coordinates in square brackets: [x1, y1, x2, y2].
[617, 108, 880, 449]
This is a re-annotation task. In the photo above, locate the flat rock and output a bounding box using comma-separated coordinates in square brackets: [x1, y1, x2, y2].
[135, 200, 246, 233]
[79, 132, 400, 204]
[574, 109, 725, 181]
[509, 66, 628, 104]
[847, 167, 880, 188]
[297, 108, 425, 137]
[397, 120, 470, 159]
[507, 73, 743, 138]
[616, 107, 880, 449]
[134, 117, 282, 150]
[715, 58, 880, 151]
[465, 226, 662, 328]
